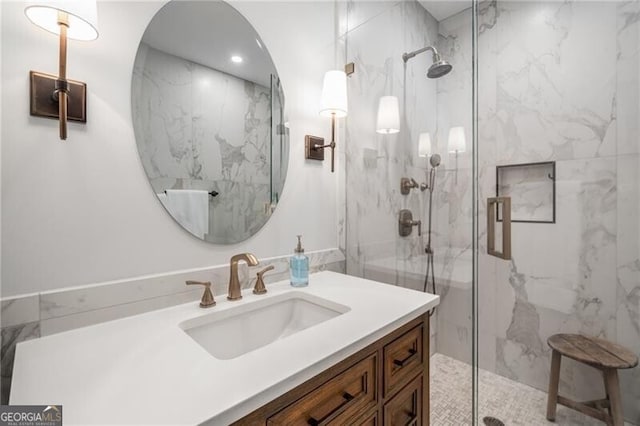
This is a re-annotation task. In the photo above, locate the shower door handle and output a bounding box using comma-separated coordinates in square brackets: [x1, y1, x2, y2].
[487, 197, 511, 260]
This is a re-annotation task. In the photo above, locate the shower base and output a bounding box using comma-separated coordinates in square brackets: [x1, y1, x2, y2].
[430, 353, 636, 426]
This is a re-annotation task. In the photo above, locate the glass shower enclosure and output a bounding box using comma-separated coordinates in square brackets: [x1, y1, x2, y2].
[342, 0, 475, 422]
[342, 0, 640, 424]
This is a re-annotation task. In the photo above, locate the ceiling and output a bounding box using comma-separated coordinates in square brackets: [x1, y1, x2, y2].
[141, 1, 276, 88]
[418, 0, 471, 21]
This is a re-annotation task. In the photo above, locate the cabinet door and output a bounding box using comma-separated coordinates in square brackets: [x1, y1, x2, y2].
[267, 354, 377, 425]
[383, 375, 422, 426]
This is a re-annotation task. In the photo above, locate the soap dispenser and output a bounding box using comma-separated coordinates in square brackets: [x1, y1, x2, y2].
[290, 235, 309, 287]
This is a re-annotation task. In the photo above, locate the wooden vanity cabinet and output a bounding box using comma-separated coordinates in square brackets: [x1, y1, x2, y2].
[233, 314, 429, 426]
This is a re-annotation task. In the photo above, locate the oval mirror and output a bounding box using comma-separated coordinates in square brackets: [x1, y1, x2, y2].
[131, 0, 289, 244]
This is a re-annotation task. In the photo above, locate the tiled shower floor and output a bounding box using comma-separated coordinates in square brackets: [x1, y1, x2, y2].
[430, 353, 634, 426]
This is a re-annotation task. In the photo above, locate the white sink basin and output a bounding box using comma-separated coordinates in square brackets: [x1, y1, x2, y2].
[180, 291, 350, 360]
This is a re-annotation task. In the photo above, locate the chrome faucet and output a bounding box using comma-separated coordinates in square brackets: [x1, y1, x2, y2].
[227, 253, 259, 300]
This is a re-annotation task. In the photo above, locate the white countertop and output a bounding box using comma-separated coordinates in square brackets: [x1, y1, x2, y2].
[11, 271, 439, 425]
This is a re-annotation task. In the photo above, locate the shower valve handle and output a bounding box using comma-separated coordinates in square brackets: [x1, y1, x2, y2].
[400, 177, 420, 195]
[399, 209, 421, 237]
[407, 219, 422, 236]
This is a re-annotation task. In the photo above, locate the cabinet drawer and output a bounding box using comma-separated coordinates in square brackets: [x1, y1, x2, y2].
[383, 325, 423, 396]
[357, 411, 378, 426]
[383, 375, 422, 426]
[267, 354, 377, 425]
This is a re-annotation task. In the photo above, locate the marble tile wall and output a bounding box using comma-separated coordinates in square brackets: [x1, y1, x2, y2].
[440, 0, 640, 423]
[340, 0, 474, 414]
[0, 249, 344, 404]
[342, 0, 440, 279]
[343, 0, 639, 423]
[132, 44, 273, 243]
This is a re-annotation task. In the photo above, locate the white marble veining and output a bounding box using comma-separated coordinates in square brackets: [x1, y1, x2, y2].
[0, 295, 39, 328]
[35, 248, 344, 324]
[11, 272, 439, 425]
[0, 249, 344, 403]
[437, 1, 640, 422]
[342, 0, 472, 389]
[132, 44, 274, 244]
[343, 0, 639, 423]
[344, 0, 440, 277]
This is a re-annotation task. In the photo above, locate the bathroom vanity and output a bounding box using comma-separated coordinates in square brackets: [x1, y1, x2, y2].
[10, 272, 439, 425]
[235, 314, 429, 425]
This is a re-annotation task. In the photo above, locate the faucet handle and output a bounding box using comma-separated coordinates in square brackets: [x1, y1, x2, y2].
[253, 265, 275, 295]
[186, 280, 216, 308]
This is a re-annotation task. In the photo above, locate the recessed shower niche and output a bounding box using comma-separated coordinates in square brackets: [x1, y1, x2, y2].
[496, 161, 555, 223]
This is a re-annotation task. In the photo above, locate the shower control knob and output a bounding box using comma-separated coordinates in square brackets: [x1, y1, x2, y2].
[399, 209, 421, 237]
[400, 177, 420, 195]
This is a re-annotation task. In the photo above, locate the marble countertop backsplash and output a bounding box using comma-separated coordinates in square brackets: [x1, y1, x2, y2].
[0, 248, 345, 404]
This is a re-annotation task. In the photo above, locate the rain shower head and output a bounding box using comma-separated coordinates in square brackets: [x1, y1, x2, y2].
[402, 46, 452, 79]
[430, 154, 441, 168]
[428, 59, 452, 79]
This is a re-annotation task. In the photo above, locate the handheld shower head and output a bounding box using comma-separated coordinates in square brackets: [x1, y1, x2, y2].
[430, 154, 441, 168]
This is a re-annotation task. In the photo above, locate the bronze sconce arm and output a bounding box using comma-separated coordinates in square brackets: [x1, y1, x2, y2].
[26, 3, 98, 141]
[315, 113, 337, 173]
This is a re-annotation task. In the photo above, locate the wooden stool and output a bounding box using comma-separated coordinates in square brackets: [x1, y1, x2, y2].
[546, 334, 638, 426]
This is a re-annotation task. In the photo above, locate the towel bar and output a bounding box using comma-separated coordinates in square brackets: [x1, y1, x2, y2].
[163, 190, 219, 197]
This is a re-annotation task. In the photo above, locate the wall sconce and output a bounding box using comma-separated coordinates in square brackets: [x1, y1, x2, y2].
[376, 96, 400, 135]
[306, 70, 348, 173]
[448, 126, 466, 183]
[418, 132, 431, 158]
[25, 0, 99, 141]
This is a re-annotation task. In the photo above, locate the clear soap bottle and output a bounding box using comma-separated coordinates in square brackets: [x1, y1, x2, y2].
[290, 235, 309, 287]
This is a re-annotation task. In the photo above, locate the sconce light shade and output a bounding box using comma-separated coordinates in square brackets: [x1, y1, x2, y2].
[25, 0, 99, 41]
[319, 70, 348, 118]
[376, 96, 400, 134]
[418, 133, 431, 157]
[448, 126, 466, 153]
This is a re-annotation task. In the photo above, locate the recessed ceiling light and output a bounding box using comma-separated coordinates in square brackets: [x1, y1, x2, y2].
[231, 55, 243, 63]
[256, 39, 263, 49]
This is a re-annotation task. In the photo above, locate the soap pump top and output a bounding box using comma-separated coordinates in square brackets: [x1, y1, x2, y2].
[295, 235, 305, 253]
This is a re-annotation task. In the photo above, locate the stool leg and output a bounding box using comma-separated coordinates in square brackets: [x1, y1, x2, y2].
[547, 350, 561, 421]
[604, 368, 623, 426]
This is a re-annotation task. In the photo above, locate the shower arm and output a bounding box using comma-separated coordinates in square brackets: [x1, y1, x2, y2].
[403, 46, 438, 63]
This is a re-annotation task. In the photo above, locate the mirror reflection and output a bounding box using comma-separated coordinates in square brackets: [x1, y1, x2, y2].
[132, 0, 289, 244]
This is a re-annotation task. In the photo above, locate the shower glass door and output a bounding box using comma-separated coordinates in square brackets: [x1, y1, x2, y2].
[474, 1, 640, 425]
[342, 0, 476, 423]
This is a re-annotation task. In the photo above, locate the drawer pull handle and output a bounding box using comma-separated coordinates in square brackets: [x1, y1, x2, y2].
[393, 348, 417, 367]
[307, 392, 354, 426]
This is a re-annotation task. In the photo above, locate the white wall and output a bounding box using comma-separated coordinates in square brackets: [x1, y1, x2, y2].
[0, 0, 3, 299]
[1, 0, 339, 297]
